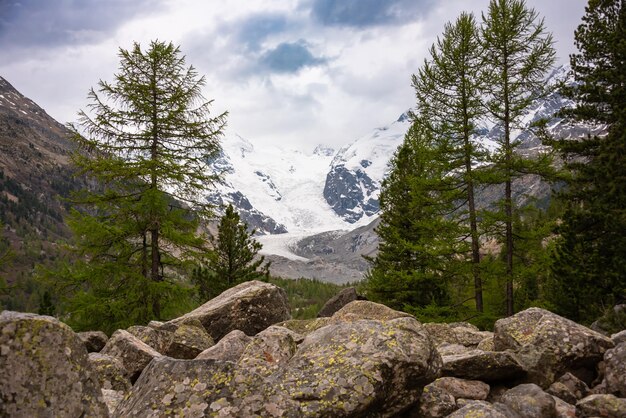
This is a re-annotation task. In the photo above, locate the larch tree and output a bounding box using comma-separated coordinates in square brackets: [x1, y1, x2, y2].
[480, 0, 555, 316]
[192, 204, 270, 301]
[412, 12, 488, 313]
[549, 0, 626, 322]
[54, 40, 227, 332]
[364, 120, 467, 320]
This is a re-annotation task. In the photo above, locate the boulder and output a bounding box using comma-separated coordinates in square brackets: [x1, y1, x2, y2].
[0, 311, 108, 417]
[576, 394, 626, 418]
[330, 300, 413, 322]
[114, 357, 299, 417]
[446, 401, 519, 418]
[441, 349, 526, 382]
[274, 317, 442, 417]
[167, 280, 290, 340]
[165, 323, 214, 359]
[550, 372, 590, 403]
[430, 376, 490, 400]
[423, 323, 460, 346]
[276, 317, 332, 336]
[494, 308, 614, 386]
[453, 327, 492, 347]
[77, 330, 108, 352]
[88, 352, 131, 391]
[195, 329, 251, 362]
[611, 330, 626, 345]
[500, 383, 556, 418]
[551, 395, 576, 418]
[547, 382, 578, 405]
[102, 389, 124, 416]
[100, 329, 162, 382]
[437, 343, 471, 356]
[237, 326, 301, 377]
[477, 335, 495, 351]
[317, 287, 360, 317]
[418, 383, 456, 418]
[126, 325, 173, 353]
[604, 342, 626, 397]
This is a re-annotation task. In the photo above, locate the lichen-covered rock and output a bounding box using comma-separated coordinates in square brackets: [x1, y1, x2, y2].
[446, 401, 519, 418]
[77, 330, 109, 353]
[274, 317, 442, 417]
[88, 352, 131, 391]
[100, 329, 162, 382]
[547, 382, 578, 405]
[237, 326, 301, 377]
[494, 308, 614, 386]
[167, 280, 290, 341]
[126, 325, 173, 354]
[453, 328, 492, 347]
[552, 372, 590, 402]
[437, 343, 471, 356]
[102, 389, 124, 416]
[500, 383, 556, 418]
[418, 383, 456, 418]
[576, 394, 626, 418]
[165, 323, 214, 359]
[423, 323, 460, 346]
[0, 311, 109, 417]
[431, 376, 490, 400]
[330, 300, 413, 322]
[604, 342, 626, 397]
[551, 395, 576, 418]
[195, 329, 251, 362]
[317, 287, 360, 318]
[113, 357, 299, 417]
[276, 318, 332, 336]
[441, 349, 526, 382]
[611, 330, 626, 345]
[477, 335, 495, 351]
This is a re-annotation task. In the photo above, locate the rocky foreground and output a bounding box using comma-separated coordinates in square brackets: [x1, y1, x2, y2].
[1, 281, 625, 417]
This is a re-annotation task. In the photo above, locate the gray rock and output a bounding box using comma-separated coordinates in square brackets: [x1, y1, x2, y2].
[165, 323, 214, 359]
[167, 280, 290, 341]
[126, 325, 173, 353]
[418, 383, 456, 418]
[547, 381, 578, 405]
[77, 330, 108, 353]
[114, 357, 299, 417]
[446, 401, 518, 418]
[237, 326, 301, 377]
[330, 299, 413, 322]
[576, 394, 626, 418]
[275, 316, 442, 417]
[611, 330, 626, 345]
[0, 311, 108, 417]
[100, 329, 162, 383]
[88, 352, 131, 392]
[604, 342, 626, 397]
[494, 308, 614, 387]
[554, 372, 590, 401]
[441, 349, 526, 382]
[102, 389, 124, 416]
[317, 287, 360, 317]
[431, 377, 490, 400]
[195, 329, 251, 362]
[551, 395, 576, 418]
[500, 383, 556, 418]
[437, 343, 471, 356]
[477, 336, 495, 351]
[276, 317, 333, 336]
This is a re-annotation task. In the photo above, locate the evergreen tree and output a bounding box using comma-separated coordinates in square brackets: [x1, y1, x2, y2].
[412, 12, 488, 313]
[481, 0, 556, 315]
[50, 41, 226, 332]
[193, 204, 270, 301]
[364, 120, 467, 320]
[549, 0, 626, 322]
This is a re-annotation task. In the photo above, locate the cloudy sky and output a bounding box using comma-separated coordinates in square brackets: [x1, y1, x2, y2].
[0, 0, 587, 151]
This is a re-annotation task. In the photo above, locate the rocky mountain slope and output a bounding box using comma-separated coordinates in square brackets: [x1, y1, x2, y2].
[0, 77, 81, 284]
[2, 281, 625, 417]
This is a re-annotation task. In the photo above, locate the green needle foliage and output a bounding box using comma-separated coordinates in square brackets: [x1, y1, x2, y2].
[412, 12, 488, 313]
[364, 120, 468, 321]
[481, 0, 556, 315]
[48, 40, 227, 332]
[548, 0, 626, 322]
[192, 204, 270, 302]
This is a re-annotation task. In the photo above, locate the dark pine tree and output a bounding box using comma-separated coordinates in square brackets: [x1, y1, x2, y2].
[193, 204, 270, 301]
[364, 120, 467, 320]
[549, 0, 626, 322]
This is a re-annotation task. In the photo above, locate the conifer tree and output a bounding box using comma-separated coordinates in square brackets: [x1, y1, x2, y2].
[480, 0, 555, 315]
[193, 204, 270, 301]
[52, 41, 227, 331]
[412, 12, 487, 312]
[365, 120, 467, 319]
[549, 0, 626, 322]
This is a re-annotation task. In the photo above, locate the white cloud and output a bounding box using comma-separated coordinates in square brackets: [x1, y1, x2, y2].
[0, 0, 587, 151]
